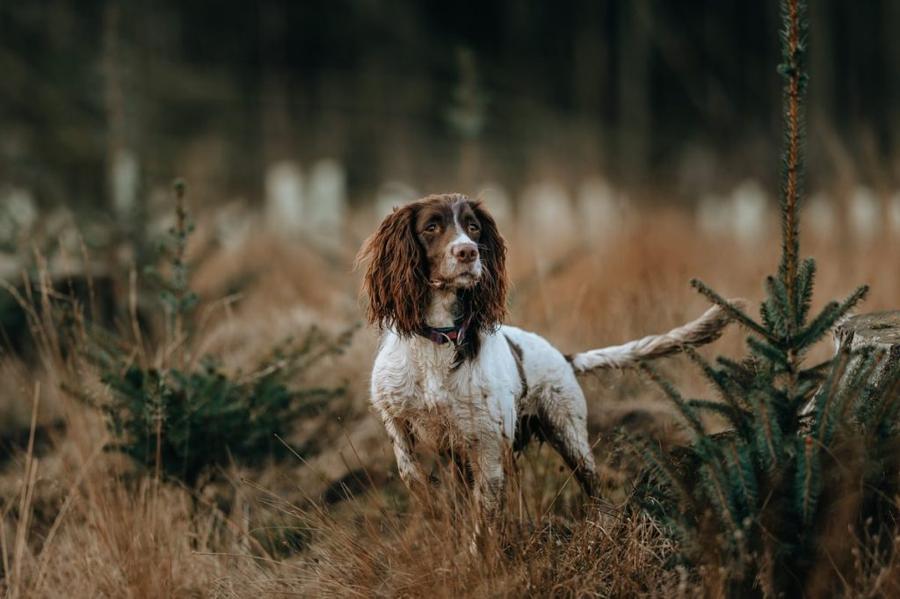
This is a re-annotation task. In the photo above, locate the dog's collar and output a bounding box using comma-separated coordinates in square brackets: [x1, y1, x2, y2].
[417, 315, 472, 346]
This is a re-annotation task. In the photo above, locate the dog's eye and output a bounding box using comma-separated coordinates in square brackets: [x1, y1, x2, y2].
[467, 223, 480, 234]
[424, 223, 439, 233]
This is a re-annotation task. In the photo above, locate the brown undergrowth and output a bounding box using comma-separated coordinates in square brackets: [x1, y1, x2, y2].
[1, 206, 898, 597]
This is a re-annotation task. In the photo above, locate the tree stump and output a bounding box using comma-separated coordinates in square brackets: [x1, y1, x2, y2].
[834, 311, 900, 388]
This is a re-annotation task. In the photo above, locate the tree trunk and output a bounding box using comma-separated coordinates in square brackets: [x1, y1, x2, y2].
[834, 311, 900, 388]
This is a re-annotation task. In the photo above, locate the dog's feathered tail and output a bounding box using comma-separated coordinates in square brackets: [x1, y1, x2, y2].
[569, 299, 747, 372]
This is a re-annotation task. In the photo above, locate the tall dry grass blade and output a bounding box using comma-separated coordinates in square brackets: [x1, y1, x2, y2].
[34, 250, 62, 365]
[10, 383, 40, 599]
[335, 425, 384, 508]
[31, 443, 105, 596]
[0, 512, 7, 595]
[128, 266, 147, 368]
[78, 233, 98, 324]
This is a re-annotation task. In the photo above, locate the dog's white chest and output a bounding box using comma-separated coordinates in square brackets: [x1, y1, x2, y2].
[415, 344, 461, 409]
[371, 333, 518, 448]
[413, 345, 499, 445]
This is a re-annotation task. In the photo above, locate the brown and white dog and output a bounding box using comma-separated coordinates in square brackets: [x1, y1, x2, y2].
[357, 193, 736, 513]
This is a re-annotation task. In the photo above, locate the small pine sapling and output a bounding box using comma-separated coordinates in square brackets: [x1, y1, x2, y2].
[89, 180, 351, 488]
[632, 1, 900, 595]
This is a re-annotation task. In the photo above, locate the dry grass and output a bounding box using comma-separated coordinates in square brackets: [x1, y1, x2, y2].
[242, 469, 682, 597]
[1, 204, 899, 597]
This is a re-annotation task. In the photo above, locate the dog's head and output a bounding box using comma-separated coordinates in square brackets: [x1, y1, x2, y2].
[356, 193, 508, 336]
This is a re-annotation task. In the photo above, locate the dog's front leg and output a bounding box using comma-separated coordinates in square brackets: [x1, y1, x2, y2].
[381, 414, 427, 495]
[465, 433, 506, 553]
[470, 434, 506, 517]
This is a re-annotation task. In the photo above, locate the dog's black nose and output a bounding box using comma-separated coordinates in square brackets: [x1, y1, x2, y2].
[453, 243, 478, 263]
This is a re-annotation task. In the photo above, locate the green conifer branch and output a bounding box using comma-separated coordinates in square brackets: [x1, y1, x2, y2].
[726, 443, 758, 512]
[795, 435, 820, 527]
[715, 356, 756, 385]
[698, 463, 740, 533]
[640, 363, 707, 438]
[628, 435, 697, 517]
[750, 391, 783, 471]
[856, 365, 900, 434]
[746, 337, 790, 371]
[795, 258, 816, 325]
[691, 278, 777, 343]
[765, 275, 791, 336]
[811, 346, 851, 444]
[795, 285, 868, 348]
[687, 399, 748, 431]
[684, 346, 749, 413]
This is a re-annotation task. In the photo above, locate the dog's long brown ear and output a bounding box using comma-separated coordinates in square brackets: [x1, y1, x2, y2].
[356, 204, 428, 336]
[470, 201, 508, 330]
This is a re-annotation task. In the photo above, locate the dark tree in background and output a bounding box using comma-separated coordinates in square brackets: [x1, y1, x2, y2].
[1, 0, 898, 211]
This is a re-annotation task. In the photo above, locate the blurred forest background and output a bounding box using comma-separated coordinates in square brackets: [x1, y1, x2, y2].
[3, 0, 900, 221]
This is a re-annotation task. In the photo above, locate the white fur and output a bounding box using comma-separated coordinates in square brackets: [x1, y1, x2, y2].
[370, 292, 597, 512]
[442, 210, 482, 280]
